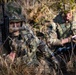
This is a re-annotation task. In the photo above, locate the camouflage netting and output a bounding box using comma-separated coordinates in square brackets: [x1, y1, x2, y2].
[0, 56, 36, 75]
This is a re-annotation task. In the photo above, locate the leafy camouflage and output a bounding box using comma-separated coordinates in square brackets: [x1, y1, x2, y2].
[5, 1, 25, 22]
[9, 23, 38, 64]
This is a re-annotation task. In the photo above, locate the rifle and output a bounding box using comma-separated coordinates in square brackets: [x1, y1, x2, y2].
[54, 38, 76, 56]
[0, 0, 9, 42]
[0, 0, 10, 54]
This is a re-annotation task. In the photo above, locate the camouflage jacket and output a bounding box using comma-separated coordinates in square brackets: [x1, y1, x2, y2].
[9, 24, 39, 62]
[46, 12, 76, 46]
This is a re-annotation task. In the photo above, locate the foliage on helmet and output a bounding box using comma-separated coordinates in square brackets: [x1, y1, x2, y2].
[5, 1, 25, 22]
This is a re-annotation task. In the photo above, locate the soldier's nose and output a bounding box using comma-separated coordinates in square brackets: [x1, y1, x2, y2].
[14, 23, 17, 27]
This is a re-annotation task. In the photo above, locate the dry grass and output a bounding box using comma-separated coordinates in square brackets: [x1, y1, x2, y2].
[0, 54, 76, 75]
[0, 56, 36, 75]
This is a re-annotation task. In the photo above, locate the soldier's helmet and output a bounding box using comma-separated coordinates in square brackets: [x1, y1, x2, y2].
[5, 1, 25, 23]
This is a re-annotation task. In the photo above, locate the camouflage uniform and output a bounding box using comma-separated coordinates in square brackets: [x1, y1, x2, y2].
[47, 12, 76, 46]
[47, 3, 76, 46]
[5, 1, 39, 64]
[36, 22, 59, 64]
[5, 2, 59, 65]
[47, 11, 76, 73]
[9, 24, 38, 64]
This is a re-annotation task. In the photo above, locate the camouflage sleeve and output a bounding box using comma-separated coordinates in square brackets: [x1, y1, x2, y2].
[27, 38, 37, 58]
[21, 25, 38, 61]
[72, 12, 76, 35]
[47, 22, 62, 45]
[28, 30, 40, 59]
[48, 30, 62, 45]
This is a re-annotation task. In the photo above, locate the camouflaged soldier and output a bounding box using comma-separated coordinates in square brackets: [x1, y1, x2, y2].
[36, 21, 59, 65]
[5, 1, 38, 64]
[45, 4, 76, 74]
[47, 4, 76, 47]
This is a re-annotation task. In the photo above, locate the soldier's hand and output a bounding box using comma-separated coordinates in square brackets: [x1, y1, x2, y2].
[72, 35, 76, 39]
[6, 52, 16, 63]
[61, 37, 71, 45]
[72, 35, 76, 43]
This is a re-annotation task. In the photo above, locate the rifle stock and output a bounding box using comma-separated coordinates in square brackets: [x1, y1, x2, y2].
[0, 0, 10, 54]
[0, 0, 9, 43]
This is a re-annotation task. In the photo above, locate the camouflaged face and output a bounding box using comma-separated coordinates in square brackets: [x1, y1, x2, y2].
[5, 1, 25, 22]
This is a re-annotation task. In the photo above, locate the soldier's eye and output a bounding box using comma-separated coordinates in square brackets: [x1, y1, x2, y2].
[15, 22, 21, 27]
[10, 22, 21, 27]
[10, 23, 14, 27]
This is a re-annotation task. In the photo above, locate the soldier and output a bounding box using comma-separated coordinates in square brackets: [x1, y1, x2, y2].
[46, 3, 76, 74]
[4, 2, 59, 67]
[4, 1, 38, 64]
[36, 20, 59, 64]
[47, 4, 76, 49]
